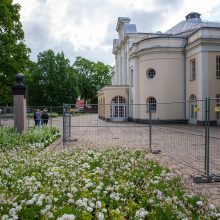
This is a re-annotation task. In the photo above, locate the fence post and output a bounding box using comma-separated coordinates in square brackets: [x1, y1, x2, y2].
[50, 106, 52, 126]
[0, 108, 2, 126]
[149, 109, 152, 153]
[205, 97, 210, 176]
[193, 97, 220, 183]
[63, 104, 66, 145]
[69, 106, 71, 140]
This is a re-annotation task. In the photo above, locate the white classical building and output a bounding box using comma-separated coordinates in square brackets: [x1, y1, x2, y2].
[98, 12, 220, 124]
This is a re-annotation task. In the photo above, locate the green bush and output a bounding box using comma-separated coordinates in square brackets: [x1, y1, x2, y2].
[0, 126, 60, 152]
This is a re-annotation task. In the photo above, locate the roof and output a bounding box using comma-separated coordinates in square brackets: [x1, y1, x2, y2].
[124, 24, 137, 34]
[165, 12, 220, 36]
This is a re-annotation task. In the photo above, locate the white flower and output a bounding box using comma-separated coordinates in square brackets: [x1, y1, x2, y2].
[135, 208, 149, 219]
[57, 214, 75, 220]
[26, 199, 35, 205]
[96, 201, 102, 208]
[196, 200, 203, 206]
[110, 192, 120, 201]
[68, 199, 75, 204]
[97, 212, 104, 220]
[67, 193, 73, 198]
[86, 206, 93, 212]
[2, 214, 9, 220]
[209, 203, 215, 210]
[82, 163, 90, 169]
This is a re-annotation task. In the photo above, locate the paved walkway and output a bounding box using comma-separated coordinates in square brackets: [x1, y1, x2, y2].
[61, 114, 220, 207]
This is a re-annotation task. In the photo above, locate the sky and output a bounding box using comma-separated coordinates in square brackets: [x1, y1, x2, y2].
[13, 0, 220, 66]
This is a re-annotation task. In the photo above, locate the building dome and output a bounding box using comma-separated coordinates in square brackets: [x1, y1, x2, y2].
[165, 12, 203, 35]
[185, 12, 201, 21]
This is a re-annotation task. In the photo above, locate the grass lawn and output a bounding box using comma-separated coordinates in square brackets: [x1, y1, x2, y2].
[0, 127, 219, 220]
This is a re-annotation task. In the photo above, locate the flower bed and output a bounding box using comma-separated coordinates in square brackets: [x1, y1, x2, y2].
[0, 126, 60, 152]
[0, 147, 219, 219]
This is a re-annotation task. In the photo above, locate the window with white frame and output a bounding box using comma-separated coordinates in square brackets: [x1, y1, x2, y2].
[146, 68, 156, 79]
[190, 59, 196, 80]
[147, 97, 157, 112]
[110, 96, 127, 118]
[216, 57, 220, 79]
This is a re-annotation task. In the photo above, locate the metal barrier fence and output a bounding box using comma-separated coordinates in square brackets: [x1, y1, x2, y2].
[149, 99, 220, 182]
[63, 99, 220, 182]
[0, 106, 63, 128]
[0, 106, 14, 127]
[63, 104, 149, 149]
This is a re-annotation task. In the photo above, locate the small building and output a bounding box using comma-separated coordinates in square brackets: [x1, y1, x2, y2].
[76, 99, 86, 110]
[98, 12, 220, 124]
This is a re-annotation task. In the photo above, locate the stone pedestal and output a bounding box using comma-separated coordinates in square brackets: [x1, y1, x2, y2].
[13, 95, 27, 133]
[12, 73, 28, 133]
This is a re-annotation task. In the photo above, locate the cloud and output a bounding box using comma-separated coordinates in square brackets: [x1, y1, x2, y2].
[13, 0, 220, 65]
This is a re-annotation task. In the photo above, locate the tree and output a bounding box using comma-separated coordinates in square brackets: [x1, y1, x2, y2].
[25, 50, 79, 106]
[73, 57, 111, 103]
[0, 0, 30, 105]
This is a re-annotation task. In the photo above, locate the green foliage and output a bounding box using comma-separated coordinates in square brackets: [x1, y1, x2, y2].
[0, 126, 60, 152]
[0, 148, 219, 219]
[0, 0, 30, 105]
[73, 56, 111, 103]
[25, 50, 79, 106]
[18, 205, 42, 220]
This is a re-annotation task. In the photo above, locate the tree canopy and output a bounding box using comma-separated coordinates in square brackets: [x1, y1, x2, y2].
[73, 56, 111, 103]
[25, 54, 111, 106]
[25, 50, 79, 106]
[0, 0, 30, 105]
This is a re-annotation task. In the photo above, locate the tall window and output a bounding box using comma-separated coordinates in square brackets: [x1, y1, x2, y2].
[147, 97, 157, 112]
[189, 94, 197, 120]
[190, 59, 196, 80]
[216, 57, 220, 79]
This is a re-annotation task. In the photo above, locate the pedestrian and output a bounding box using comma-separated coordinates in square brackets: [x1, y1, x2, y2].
[40, 110, 43, 125]
[42, 109, 49, 125]
[34, 109, 41, 127]
[33, 109, 37, 126]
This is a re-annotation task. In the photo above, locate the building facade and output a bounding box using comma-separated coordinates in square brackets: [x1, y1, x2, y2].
[98, 12, 220, 124]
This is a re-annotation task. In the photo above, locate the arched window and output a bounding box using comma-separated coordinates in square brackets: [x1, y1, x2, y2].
[189, 94, 197, 122]
[147, 97, 157, 112]
[189, 94, 197, 101]
[146, 68, 156, 79]
[111, 96, 127, 118]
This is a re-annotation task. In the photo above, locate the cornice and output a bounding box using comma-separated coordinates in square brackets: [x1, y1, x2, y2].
[112, 35, 130, 55]
[130, 46, 184, 59]
[186, 38, 220, 52]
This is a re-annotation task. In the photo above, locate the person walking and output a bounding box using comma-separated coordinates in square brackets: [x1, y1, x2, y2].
[33, 109, 37, 126]
[35, 109, 41, 127]
[42, 110, 49, 125]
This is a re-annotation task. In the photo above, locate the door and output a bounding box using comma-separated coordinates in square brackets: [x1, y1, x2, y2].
[111, 96, 127, 121]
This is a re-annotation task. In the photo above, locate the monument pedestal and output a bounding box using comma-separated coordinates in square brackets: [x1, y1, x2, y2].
[12, 73, 28, 133]
[13, 95, 27, 133]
